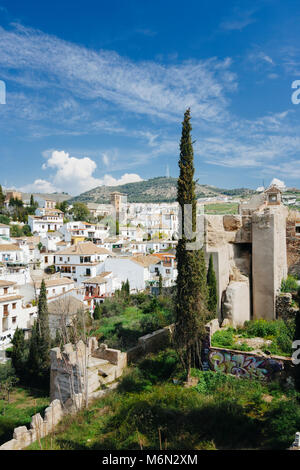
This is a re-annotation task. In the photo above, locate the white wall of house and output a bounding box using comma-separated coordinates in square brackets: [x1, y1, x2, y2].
[102, 258, 148, 292]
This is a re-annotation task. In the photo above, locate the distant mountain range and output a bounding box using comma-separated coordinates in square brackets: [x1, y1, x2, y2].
[69, 177, 255, 204]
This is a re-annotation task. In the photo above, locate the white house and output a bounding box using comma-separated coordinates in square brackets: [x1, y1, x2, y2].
[34, 277, 75, 300]
[54, 241, 114, 285]
[28, 208, 64, 236]
[102, 254, 160, 292]
[0, 280, 37, 346]
[0, 224, 10, 238]
[83, 272, 121, 309]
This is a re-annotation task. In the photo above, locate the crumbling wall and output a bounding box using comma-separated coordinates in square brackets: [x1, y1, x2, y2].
[286, 211, 300, 277]
[127, 324, 174, 363]
[50, 337, 126, 403]
[0, 399, 64, 450]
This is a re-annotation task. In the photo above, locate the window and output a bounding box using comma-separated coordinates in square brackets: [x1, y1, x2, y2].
[12, 317, 16, 324]
[12, 303, 16, 309]
[3, 304, 8, 315]
[296, 226, 300, 234]
[86, 268, 91, 276]
[45, 256, 48, 263]
[3, 287, 8, 295]
[52, 289, 55, 294]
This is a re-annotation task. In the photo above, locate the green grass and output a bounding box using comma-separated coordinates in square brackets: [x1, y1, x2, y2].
[0, 386, 49, 445]
[204, 203, 239, 215]
[27, 351, 300, 450]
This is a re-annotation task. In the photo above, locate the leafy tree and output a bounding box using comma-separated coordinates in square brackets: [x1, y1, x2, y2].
[0, 214, 10, 225]
[207, 254, 218, 314]
[10, 224, 23, 238]
[174, 108, 209, 380]
[72, 202, 91, 221]
[56, 200, 68, 213]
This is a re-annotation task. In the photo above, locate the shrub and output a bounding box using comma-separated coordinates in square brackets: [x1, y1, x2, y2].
[281, 275, 299, 293]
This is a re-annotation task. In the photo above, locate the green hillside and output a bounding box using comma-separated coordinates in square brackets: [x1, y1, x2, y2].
[70, 177, 255, 204]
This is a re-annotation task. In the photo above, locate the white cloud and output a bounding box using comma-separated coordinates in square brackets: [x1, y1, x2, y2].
[269, 178, 286, 190]
[20, 178, 58, 193]
[21, 150, 143, 195]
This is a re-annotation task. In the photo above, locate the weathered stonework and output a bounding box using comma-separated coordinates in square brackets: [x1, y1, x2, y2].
[204, 190, 288, 324]
[0, 399, 64, 450]
[50, 337, 127, 404]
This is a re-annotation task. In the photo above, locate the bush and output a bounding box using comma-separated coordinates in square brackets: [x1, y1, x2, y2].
[281, 275, 299, 293]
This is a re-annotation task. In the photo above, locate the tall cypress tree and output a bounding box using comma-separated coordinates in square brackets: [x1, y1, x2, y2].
[28, 280, 51, 387]
[11, 327, 26, 379]
[174, 108, 208, 379]
[0, 185, 5, 210]
[207, 254, 218, 314]
[37, 279, 51, 365]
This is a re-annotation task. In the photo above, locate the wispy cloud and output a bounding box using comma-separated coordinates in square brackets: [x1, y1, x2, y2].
[0, 23, 236, 124]
[220, 8, 257, 31]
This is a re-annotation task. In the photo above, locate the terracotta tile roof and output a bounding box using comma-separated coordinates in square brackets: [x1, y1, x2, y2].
[83, 272, 112, 284]
[131, 255, 160, 267]
[54, 241, 113, 256]
[0, 244, 21, 251]
[34, 278, 74, 288]
[0, 294, 23, 302]
[0, 280, 16, 287]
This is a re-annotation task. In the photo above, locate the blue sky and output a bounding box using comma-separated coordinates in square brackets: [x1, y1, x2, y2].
[1, 0, 300, 195]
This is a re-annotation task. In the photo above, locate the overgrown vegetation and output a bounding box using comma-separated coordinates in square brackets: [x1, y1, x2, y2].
[0, 361, 48, 445]
[211, 319, 295, 357]
[281, 275, 299, 293]
[90, 292, 175, 351]
[27, 350, 300, 450]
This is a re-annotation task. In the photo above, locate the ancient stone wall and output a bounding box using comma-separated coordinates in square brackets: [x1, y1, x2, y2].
[127, 324, 174, 363]
[50, 338, 127, 403]
[286, 212, 300, 277]
[0, 399, 64, 450]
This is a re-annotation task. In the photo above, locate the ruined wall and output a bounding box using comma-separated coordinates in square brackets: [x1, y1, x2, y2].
[0, 399, 64, 450]
[252, 207, 288, 320]
[50, 338, 127, 403]
[286, 212, 300, 277]
[208, 347, 291, 381]
[127, 324, 174, 363]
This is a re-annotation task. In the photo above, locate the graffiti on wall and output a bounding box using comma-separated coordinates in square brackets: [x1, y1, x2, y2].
[209, 349, 284, 380]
